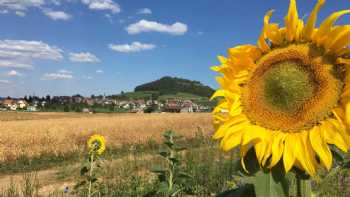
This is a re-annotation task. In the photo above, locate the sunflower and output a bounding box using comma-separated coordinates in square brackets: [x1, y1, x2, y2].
[87, 134, 106, 155]
[212, 0, 350, 176]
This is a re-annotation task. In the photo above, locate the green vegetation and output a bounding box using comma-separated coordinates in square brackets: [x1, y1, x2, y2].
[1, 131, 350, 196]
[134, 76, 214, 98]
[111, 91, 159, 100]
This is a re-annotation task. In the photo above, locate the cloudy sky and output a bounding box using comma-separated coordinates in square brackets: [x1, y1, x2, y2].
[0, 0, 349, 97]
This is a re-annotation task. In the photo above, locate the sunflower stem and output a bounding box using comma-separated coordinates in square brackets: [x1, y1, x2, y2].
[88, 151, 95, 197]
[296, 175, 312, 197]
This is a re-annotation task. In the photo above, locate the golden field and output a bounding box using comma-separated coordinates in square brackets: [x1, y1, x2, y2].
[0, 112, 213, 162]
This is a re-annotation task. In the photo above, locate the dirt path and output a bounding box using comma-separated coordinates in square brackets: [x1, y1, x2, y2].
[0, 153, 156, 196]
[0, 167, 75, 195]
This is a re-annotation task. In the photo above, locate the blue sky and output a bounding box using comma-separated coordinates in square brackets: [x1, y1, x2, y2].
[0, 0, 349, 97]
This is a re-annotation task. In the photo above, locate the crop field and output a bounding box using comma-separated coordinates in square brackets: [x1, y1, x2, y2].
[0, 112, 213, 162]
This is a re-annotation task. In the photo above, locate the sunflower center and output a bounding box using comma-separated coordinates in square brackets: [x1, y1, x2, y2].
[263, 61, 315, 113]
[242, 44, 343, 132]
[93, 140, 101, 150]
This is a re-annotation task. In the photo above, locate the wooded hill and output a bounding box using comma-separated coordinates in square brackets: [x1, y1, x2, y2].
[134, 76, 214, 98]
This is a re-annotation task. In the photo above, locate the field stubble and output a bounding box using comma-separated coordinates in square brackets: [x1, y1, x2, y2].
[0, 112, 213, 162]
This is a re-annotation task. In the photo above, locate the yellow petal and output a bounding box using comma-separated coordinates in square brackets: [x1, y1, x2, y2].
[213, 116, 247, 139]
[221, 120, 250, 142]
[346, 103, 350, 125]
[337, 47, 350, 56]
[254, 141, 266, 165]
[298, 132, 316, 176]
[228, 45, 262, 61]
[333, 107, 345, 119]
[257, 35, 270, 53]
[284, 0, 299, 42]
[321, 121, 348, 152]
[295, 19, 304, 41]
[240, 144, 251, 173]
[309, 126, 332, 170]
[269, 132, 286, 168]
[257, 10, 274, 52]
[241, 125, 263, 146]
[283, 134, 296, 172]
[217, 55, 227, 64]
[313, 10, 350, 44]
[254, 128, 272, 166]
[263, 10, 284, 45]
[323, 26, 348, 50]
[328, 118, 350, 148]
[221, 130, 245, 151]
[266, 23, 284, 45]
[303, 0, 325, 41]
[210, 89, 238, 100]
[329, 27, 350, 54]
[337, 57, 350, 66]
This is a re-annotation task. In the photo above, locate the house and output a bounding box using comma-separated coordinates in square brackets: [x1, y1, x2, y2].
[17, 100, 28, 109]
[2, 99, 18, 110]
[134, 99, 146, 109]
[33, 100, 39, 107]
[2, 99, 15, 108]
[181, 100, 194, 113]
[10, 103, 17, 111]
[164, 100, 182, 113]
[27, 106, 38, 112]
[83, 98, 95, 106]
[72, 95, 84, 103]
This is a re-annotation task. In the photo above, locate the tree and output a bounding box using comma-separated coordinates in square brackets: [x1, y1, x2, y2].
[45, 95, 51, 102]
[64, 105, 70, 112]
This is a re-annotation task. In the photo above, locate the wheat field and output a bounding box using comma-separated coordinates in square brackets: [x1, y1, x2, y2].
[0, 112, 213, 162]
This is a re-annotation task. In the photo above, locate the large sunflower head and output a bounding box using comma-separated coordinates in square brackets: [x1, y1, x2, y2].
[212, 0, 350, 176]
[87, 134, 106, 155]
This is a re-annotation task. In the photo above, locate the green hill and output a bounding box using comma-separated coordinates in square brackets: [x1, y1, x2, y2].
[134, 76, 214, 98]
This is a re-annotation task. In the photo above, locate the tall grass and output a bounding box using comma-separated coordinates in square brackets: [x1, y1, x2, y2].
[0, 172, 40, 197]
[0, 131, 242, 196]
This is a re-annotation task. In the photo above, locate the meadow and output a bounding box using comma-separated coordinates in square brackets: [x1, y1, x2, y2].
[0, 112, 349, 196]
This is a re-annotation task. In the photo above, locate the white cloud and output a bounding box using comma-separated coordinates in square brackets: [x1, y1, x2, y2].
[0, 40, 63, 60]
[69, 52, 100, 63]
[138, 8, 151, 15]
[43, 10, 71, 20]
[126, 20, 187, 35]
[81, 0, 120, 13]
[41, 72, 73, 80]
[0, 60, 34, 69]
[15, 11, 25, 17]
[0, 79, 10, 84]
[0, 0, 44, 11]
[58, 69, 72, 74]
[1, 0, 120, 18]
[109, 42, 155, 53]
[0, 39, 63, 71]
[96, 69, 103, 73]
[6, 70, 23, 77]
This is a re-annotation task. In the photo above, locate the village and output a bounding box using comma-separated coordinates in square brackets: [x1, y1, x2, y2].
[0, 95, 212, 113]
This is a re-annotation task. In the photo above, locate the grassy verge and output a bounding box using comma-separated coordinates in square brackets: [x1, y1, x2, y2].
[0, 131, 209, 174]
